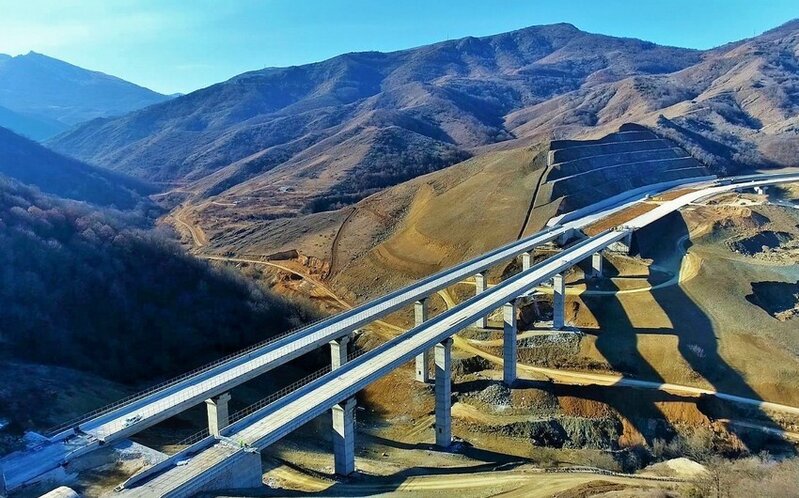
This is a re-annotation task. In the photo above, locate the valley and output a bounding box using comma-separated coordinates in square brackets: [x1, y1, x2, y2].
[1, 11, 799, 498]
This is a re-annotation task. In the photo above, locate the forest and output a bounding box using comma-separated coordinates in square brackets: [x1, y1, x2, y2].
[0, 175, 317, 383]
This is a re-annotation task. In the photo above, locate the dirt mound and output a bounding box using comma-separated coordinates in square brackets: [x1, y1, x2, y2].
[477, 383, 512, 407]
[483, 416, 623, 450]
[642, 457, 708, 479]
[452, 355, 492, 376]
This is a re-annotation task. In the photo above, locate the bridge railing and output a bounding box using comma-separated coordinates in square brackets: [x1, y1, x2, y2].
[44, 313, 338, 438]
[171, 348, 366, 451]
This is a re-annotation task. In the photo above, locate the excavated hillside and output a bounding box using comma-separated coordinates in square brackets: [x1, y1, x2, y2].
[526, 124, 709, 230]
[179, 124, 709, 305]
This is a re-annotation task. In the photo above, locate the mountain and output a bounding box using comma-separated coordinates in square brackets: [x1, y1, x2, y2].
[48, 23, 702, 216]
[49, 21, 799, 222]
[0, 104, 64, 141]
[0, 52, 171, 139]
[509, 19, 799, 173]
[0, 125, 153, 209]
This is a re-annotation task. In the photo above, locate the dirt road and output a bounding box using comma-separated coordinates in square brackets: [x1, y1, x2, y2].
[267, 462, 671, 497]
[172, 204, 207, 248]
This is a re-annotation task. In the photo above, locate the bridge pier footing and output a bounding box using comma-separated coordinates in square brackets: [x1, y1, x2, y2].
[553, 273, 565, 330]
[435, 338, 453, 447]
[503, 301, 517, 386]
[332, 398, 357, 476]
[414, 299, 431, 382]
[473, 273, 488, 328]
[205, 392, 231, 437]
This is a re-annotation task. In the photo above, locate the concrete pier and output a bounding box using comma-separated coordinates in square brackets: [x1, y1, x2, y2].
[591, 251, 604, 278]
[503, 301, 517, 386]
[332, 398, 357, 476]
[474, 272, 488, 328]
[329, 334, 351, 371]
[414, 299, 431, 382]
[552, 273, 565, 330]
[434, 338, 453, 447]
[205, 392, 231, 437]
[521, 252, 532, 271]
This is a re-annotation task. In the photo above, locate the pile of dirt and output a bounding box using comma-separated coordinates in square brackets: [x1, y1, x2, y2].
[477, 384, 512, 408]
[483, 416, 623, 450]
[452, 355, 492, 376]
[642, 457, 708, 479]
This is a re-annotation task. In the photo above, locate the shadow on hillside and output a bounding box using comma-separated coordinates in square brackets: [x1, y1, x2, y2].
[582, 212, 786, 451]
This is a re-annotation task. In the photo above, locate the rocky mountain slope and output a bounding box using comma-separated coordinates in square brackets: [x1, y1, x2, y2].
[0, 52, 171, 139]
[49, 23, 703, 216]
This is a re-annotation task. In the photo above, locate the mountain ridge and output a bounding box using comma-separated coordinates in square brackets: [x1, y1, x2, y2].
[49, 22, 711, 219]
[0, 51, 172, 140]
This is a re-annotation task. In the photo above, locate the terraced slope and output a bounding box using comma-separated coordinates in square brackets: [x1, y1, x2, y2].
[529, 125, 709, 224]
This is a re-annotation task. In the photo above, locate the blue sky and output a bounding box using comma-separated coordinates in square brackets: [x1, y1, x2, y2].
[0, 0, 797, 95]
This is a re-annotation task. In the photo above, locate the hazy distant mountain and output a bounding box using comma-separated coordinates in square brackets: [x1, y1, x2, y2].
[49, 23, 705, 214]
[0, 125, 153, 208]
[0, 104, 65, 141]
[0, 52, 171, 140]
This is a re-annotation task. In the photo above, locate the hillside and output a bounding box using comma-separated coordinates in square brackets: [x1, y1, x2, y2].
[182, 125, 708, 304]
[0, 175, 316, 384]
[0, 52, 171, 139]
[508, 19, 799, 172]
[50, 21, 799, 222]
[0, 126, 153, 209]
[49, 23, 702, 217]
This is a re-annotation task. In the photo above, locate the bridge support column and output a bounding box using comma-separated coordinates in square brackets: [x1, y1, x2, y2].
[330, 334, 351, 370]
[205, 392, 231, 437]
[435, 337, 453, 447]
[521, 252, 532, 271]
[591, 251, 604, 278]
[473, 273, 488, 328]
[332, 398, 357, 476]
[414, 299, 432, 382]
[503, 300, 517, 386]
[553, 273, 565, 330]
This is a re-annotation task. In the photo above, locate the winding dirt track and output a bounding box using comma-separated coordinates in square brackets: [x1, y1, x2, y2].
[268, 461, 674, 497]
[172, 204, 207, 248]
